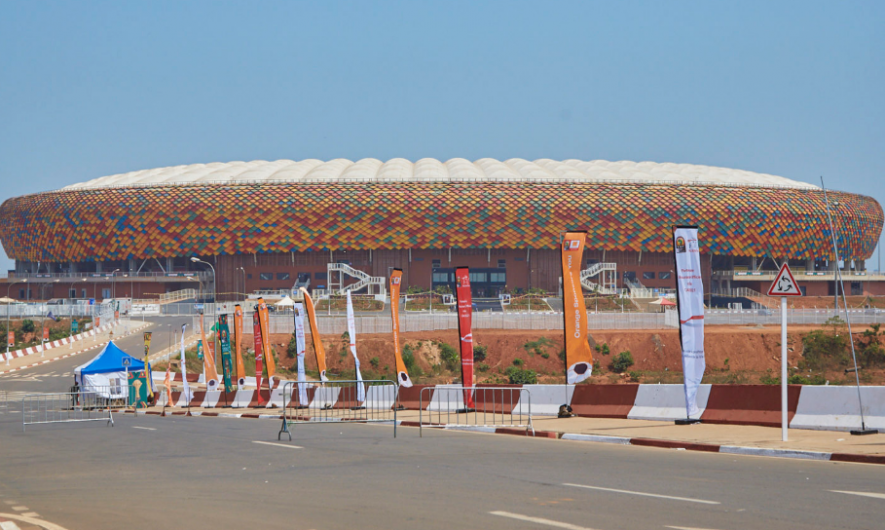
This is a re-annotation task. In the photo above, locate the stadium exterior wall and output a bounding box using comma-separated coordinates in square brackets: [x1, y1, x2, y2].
[0, 181, 881, 265]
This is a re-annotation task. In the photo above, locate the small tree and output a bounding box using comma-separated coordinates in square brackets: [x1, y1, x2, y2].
[611, 351, 635, 373]
[21, 319, 35, 334]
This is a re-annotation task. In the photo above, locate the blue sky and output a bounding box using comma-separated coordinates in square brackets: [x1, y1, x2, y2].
[1, 0, 883, 271]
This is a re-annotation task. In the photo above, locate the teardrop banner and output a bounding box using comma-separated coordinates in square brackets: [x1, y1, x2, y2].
[346, 291, 366, 404]
[217, 314, 234, 393]
[454, 266, 475, 410]
[234, 304, 246, 387]
[257, 298, 277, 387]
[561, 231, 593, 384]
[389, 269, 412, 388]
[252, 310, 265, 406]
[293, 302, 309, 406]
[199, 313, 219, 392]
[300, 288, 329, 382]
[673, 225, 706, 423]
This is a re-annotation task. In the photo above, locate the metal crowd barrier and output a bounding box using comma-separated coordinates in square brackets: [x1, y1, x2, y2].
[419, 386, 533, 437]
[22, 391, 116, 431]
[278, 380, 398, 441]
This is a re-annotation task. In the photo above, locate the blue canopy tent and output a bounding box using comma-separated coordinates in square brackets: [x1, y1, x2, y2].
[74, 341, 145, 399]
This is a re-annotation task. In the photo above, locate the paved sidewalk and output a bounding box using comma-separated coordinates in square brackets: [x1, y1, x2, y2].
[0, 319, 151, 374]
[132, 405, 885, 463]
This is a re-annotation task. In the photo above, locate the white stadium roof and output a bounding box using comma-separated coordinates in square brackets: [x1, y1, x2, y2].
[62, 158, 818, 190]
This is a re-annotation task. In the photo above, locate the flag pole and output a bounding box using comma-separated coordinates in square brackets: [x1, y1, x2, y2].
[820, 177, 876, 435]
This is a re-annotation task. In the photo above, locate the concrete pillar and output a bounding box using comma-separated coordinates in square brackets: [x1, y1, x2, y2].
[750, 257, 757, 270]
[96, 261, 103, 273]
[806, 259, 815, 273]
[70, 261, 78, 274]
[129, 258, 137, 273]
[166, 257, 174, 272]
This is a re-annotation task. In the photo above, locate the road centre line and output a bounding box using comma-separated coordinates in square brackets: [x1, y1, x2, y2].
[132, 426, 156, 431]
[562, 484, 720, 505]
[829, 490, 885, 500]
[253, 441, 303, 449]
[489, 511, 598, 530]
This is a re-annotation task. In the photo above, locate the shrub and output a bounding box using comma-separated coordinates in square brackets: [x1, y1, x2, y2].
[558, 348, 566, 362]
[594, 343, 610, 355]
[541, 352, 550, 359]
[21, 319, 35, 334]
[593, 360, 601, 373]
[370, 356, 380, 369]
[474, 344, 488, 362]
[802, 328, 849, 370]
[611, 351, 634, 373]
[477, 362, 490, 373]
[523, 337, 553, 357]
[512, 358, 524, 367]
[627, 371, 641, 383]
[402, 344, 420, 375]
[286, 332, 299, 358]
[504, 366, 538, 384]
[438, 342, 459, 371]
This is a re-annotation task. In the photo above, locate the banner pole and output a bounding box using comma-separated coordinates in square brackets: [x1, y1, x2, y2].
[781, 295, 788, 442]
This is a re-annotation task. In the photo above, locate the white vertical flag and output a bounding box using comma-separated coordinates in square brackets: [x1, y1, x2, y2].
[673, 226, 706, 418]
[180, 324, 193, 403]
[346, 291, 366, 403]
[293, 302, 308, 406]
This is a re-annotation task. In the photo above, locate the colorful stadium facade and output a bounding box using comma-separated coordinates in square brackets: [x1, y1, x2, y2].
[1, 158, 883, 302]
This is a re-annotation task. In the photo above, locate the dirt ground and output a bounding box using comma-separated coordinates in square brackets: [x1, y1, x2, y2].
[248, 323, 884, 386]
[751, 295, 885, 310]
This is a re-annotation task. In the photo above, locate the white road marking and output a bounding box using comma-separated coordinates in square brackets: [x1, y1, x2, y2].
[489, 511, 598, 530]
[0, 512, 71, 530]
[0, 521, 21, 530]
[10, 507, 27, 512]
[830, 490, 885, 500]
[132, 426, 156, 431]
[563, 483, 720, 505]
[252, 441, 303, 449]
[665, 526, 724, 530]
[21, 512, 39, 518]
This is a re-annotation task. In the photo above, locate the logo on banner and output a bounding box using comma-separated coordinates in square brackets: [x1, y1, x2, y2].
[391, 276, 401, 285]
[461, 332, 473, 344]
[767, 263, 802, 297]
[675, 236, 686, 253]
[564, 239, 581, 250]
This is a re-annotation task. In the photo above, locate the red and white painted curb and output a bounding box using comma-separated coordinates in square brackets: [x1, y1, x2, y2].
[3, 321, 121, 362]
[0, 322, 151, 375]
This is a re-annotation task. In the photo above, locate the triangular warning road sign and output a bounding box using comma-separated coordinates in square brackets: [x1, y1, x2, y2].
[767, 263, 802, 296]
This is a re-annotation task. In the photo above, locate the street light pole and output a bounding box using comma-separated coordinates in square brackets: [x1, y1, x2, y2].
[69, 278, 86, 349]
[5, 279, 27, 365]
[237, 267, 246, 302]
[191, 257, 216, 315]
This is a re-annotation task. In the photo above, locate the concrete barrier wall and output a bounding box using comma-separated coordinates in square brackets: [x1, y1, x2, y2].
[701, 384, 801, 427]
[628, 384, 711, 421]
[570, 385, 639, 418]
[520, 384, 575, 416]
[790, 386, 885, 431]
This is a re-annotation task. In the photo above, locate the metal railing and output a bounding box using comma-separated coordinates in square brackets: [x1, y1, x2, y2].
[22, 391, 116, 430]
[278, 380, 398, 441]
[715, 269, 885, 281]
[6, 271, 208, 280]
[419, 386, 533, 437]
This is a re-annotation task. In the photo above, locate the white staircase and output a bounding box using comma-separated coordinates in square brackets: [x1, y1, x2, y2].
[326, 263, 386, 296]
[580, 262, 617, 294]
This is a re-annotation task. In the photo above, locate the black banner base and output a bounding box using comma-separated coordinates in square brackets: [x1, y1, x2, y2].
[675, 419, 702, 425]
[393, 405, 405, 410]
[456, 408, 476, 413]
[350, 406, 366, 411]
[850, 428, 878, 436]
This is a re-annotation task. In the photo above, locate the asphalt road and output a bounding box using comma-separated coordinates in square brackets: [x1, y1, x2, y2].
[0, 411, 882, 530]
[0, 316, 191, 394]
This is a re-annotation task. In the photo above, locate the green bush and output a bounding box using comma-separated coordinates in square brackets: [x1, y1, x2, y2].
[611, 351, 634, 373]
[21, 319, 35, 334]
[474, 344, 488, 362]
[512, 358, 524, 367]
[858, 324, 885, 367]
[370, 356, 380, 369]
[541, 352, 550, 359]
[802, 328, 848, 370]
[477, 362, 490, 373]
[594, 343, 610, 355]
[523, 337, 553, 357]
[402, 344, 420, 375]
[504, 366, 538, 384]
[286, 332, 299, 358]
[627, 371, 641, 382]
[593, 360, 601, 373]
[438, 342, 459, 371]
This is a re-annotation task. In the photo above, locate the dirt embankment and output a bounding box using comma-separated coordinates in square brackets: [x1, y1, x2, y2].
[248, 323, 884, 385]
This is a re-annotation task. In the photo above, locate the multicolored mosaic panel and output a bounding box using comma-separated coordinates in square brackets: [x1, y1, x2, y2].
[0, 182, 881, 262]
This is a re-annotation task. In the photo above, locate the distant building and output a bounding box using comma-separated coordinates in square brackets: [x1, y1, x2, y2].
[0, 158, 882, 302]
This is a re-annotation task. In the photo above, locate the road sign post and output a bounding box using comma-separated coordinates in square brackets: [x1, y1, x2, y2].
[767, 262, 802, 442]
